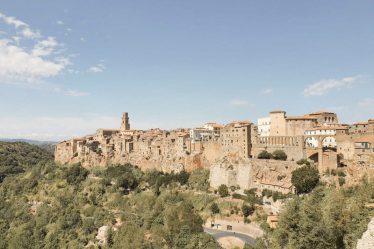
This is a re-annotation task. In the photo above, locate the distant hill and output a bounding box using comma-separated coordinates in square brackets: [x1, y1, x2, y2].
[0, 138, 57, 145]
[0, 141, 54, 182]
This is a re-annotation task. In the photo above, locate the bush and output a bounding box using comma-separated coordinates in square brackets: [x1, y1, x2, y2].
[210, 203, 220, 214]
[65, 164, 89, 186]
[258, 150, 272, 159]
[218, 184, 229, 197]
[338, 176, 346, 186]
[242, 205, 254, 217]
[188, 169, 210, 191]
[291, 166, 320, 194]
[296, 159, 310, 166]
[272, 150, 287, 161]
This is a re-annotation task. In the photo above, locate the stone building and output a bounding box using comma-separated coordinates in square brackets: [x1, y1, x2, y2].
[221, 121, 252, 159]
[55, 111, 374, 186]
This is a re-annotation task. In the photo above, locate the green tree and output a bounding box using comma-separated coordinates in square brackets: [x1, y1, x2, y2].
[210, 203, 220, 214]
[65, 164, 89, 185]
[188, 169, 210, 191]
[296, 158, 311, 166]
[242, 205, 254, 217]
[291, 165, 320, 194]
[272, 150, 287, 161]
[258, 150, 272, 159]
[218, 184, 229, 197]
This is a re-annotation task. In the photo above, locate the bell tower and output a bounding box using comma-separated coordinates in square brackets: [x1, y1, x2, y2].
[121, 112, 130, 131]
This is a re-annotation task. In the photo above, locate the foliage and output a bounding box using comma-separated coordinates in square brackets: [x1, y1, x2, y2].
[188, 169, 210, 191]
[218, 184, 229, 197]
[258, 150, 272, 159]
[265, 183, 374, 249]
[210, 202, 220, 214]
[242, 204, 254, 217]
[272, 150, 287, 161]
[291, 165, 320, 194]
[0, 142, 53, 182]
[296, 158, 310, 166]
[65, 164, 89, 185]
[0, 142, 220, 249]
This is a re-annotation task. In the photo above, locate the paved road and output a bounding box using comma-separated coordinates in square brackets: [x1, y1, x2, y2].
[204, 227, 256, 245]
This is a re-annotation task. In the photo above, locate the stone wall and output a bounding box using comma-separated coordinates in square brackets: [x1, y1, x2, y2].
[209, 154, 299, 193]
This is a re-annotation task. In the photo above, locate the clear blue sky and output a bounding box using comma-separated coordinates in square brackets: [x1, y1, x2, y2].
[0, 0, 373, 141]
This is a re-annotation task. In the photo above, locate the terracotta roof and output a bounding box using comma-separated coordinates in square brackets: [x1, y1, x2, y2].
[308, 111, 335, 115]
[354, 135, 374, 144]
[352, 122, 369, 125]
[205, 123, 224, 128]
[334, 126, 349, 130]
[286, 115, 317, 120]
[270, 110, 286, 114]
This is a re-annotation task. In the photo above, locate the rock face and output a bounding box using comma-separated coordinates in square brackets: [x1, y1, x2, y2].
[357, 218, 374, 249]
[96, 225, 110, 246]
[209, 153, 299, 193]
[346, 154, 374, 186]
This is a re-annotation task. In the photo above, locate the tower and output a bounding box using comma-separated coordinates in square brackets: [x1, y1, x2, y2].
[121, 112, 130, 131]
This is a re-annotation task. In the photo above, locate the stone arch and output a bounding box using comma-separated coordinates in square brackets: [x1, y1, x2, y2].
[321, 136, 336, 148]
[308, 152, 319, 164]
[305, 136, 318, 148]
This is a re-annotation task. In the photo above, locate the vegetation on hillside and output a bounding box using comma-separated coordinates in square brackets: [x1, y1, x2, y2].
[0, 142, 53, 182]
[257, 150, 287, 161]
[248, 180, 374, 249]
[291, 165, 320, 194]
[0, 142, 221, 248]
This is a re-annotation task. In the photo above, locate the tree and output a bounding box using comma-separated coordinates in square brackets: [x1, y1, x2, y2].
[65, 164, 89, 185]
[242, 205, 254, 217]
[218, 184, 229, 197]
[296, 158, 310, 166]
[272, 150, 287, 161]
[291, 166, 320, 194]
[188, 169, 210, 191]
[176, 170, 190, 185]
[210, 203, 220, 214]
[258, 150, 272, 159]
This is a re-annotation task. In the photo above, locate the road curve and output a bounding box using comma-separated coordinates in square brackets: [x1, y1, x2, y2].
[204, 227, 256, 245]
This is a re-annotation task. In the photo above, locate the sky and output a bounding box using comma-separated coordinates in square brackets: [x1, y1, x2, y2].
[0, 0, 373, 141]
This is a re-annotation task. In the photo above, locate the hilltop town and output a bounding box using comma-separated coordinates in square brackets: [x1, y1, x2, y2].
[55, 111, 374, 193]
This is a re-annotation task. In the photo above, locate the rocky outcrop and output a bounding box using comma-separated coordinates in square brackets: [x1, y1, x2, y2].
[357, 218, 374, 249]
[346, 154, 374, 186]
[209, 153, 299, 193]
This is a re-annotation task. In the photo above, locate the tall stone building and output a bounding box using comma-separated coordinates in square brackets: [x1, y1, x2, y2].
[221, 121, 252, 159]
[121, 112, 130, 131]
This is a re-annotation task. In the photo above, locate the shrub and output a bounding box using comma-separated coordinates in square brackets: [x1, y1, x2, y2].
[65, 164, 89, 186]
[258, 150, 272, 159]
[337, 170, 346, 177]
[210, 203, 220, 214]
[272, 150, 287, 161]
[218, 184, 229, 197]
[339, 176, 346, 186]
[188, 169, 210, 191]
[291, 166, 320, 194]
[296, 159, 310, 166]
[242, 205, 254, 217]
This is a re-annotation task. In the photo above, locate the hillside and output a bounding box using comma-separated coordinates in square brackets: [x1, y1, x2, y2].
[0, 142, 54, 182]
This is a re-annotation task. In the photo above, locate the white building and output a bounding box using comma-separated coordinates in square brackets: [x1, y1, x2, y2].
[190, 128, 215, 142]
[304, 127, 337, 148]
[258, 117, 271, 137]
[204, 123, 224, 136]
